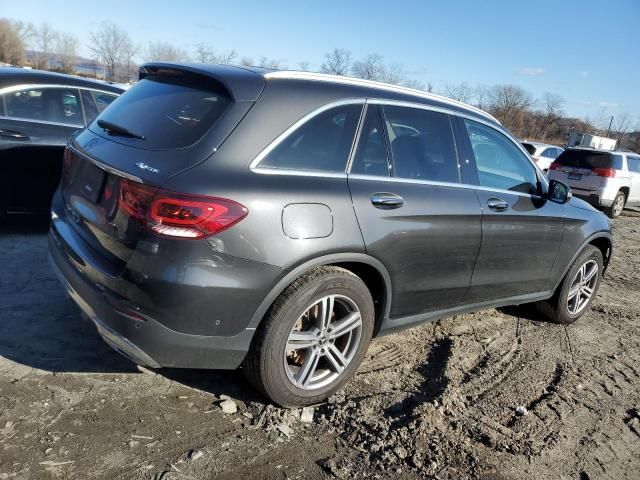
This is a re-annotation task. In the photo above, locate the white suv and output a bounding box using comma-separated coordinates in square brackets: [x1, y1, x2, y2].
[521, 141, 564, 172]
[548, 148, 640, 218]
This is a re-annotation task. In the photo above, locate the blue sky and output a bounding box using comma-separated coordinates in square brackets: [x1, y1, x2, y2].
[2, 0, 638, 123]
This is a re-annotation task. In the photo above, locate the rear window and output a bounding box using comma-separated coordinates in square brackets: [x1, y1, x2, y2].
[555, 150, 623, 170]
[90, 74, 232, 149]
[521, 143, 537, 155]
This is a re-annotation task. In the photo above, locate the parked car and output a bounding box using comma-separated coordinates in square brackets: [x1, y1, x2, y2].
[548, 147, 640, 218]
[49, 63, 612, 407]
[521, 141, 564, 172]
[0, 68, 123, 217]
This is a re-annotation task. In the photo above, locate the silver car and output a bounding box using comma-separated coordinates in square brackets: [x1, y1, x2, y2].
[521, 141, 564, 172]
[548, 148, 640, 218]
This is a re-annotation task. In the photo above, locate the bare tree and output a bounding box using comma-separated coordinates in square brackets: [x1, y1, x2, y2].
[613, 112, 632, 144]
[320, 48, 352, 76]
[240, 56, 254, 66]
[119, 38, 138, 82]
[381, 62, 406, 85]
[351, 53, 386, 81]
[55, 32, 77, 73]
[88, 22, 132, 81]
[0, 19, 28, 65]
[34, 22, 57, 69]
[474, 85, 490, 110]
[298, 61, 310, 71]
[486, 84, 534, 133]
[403, 79, 426, 90]
[194, 42, 213, 63]
[145, 42, 190, 62]
[444, 82, 474, 103]
[257, 56, 282, 69]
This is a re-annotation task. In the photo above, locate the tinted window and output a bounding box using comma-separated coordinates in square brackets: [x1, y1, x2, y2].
[4, 87, 83, 126]
[522, 143, 536, 155]
[628, 156, 640, 173]
[464, 119, 538, 195]
[260, 104, 362, 172]
[541, 148, 554, 158]
[80, 90, 99, 123]
[92, 75, 232, 149]
[350, 106, 389, 177]
[555, 150, 623, 170]
[91, 91, 118, 112]
[383, 105, 459, 183]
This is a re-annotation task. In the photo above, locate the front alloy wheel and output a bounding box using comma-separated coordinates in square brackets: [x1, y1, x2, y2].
[566, 260, 598, 316]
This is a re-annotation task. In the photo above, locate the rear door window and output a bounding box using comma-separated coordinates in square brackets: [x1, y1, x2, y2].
[91, 75, 232, 149]
[555, 150, 623, 170]
[350, 105, 390, 177]
[383, 105, 460, 183]
[628, 156, 640, 173]
[4, 87, 83, 126]
[259, 103, 363, 172]
[463, 119, 538, 195]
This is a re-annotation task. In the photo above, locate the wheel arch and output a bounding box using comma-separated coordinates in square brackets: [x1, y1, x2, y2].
[247, 253, 392, 337]
[552, 231, 613, 292]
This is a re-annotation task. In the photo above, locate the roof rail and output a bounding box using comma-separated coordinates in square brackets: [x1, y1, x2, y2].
[264, 70, 500, 124]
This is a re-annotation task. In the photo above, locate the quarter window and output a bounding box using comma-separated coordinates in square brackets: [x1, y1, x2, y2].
[464, 119, 538, 195]
[628, 157, 640, 173]
[260, 103, 363, 172]
[350, 105, 390, 177]
[4, 87, 83, 126]
[383, 105, 460, 183]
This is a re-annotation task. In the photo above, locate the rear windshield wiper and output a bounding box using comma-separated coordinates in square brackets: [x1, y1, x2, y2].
[97, 119, 145, 140]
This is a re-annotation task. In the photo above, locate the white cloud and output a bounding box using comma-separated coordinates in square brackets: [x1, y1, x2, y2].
[599, 102, 619, 108]
[515, 67, 545, 76]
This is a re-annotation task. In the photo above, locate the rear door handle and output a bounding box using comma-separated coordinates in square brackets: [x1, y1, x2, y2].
[487, 197, 509, 211]
[370, 192, 404, 209]
[0, 129, 29, 140]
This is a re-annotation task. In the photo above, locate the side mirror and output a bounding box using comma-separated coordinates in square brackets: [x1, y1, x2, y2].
[547, 179, 572, 204]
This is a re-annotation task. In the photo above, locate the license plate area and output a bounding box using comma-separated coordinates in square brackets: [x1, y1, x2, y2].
[81, 163, 107, 203]
[568, 172, 582, 180]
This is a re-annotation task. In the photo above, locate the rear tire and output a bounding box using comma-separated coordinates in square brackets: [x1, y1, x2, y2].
[605, 190, 626, 218]
[244, 266, 374, 407]
[535, 245, 603, 324]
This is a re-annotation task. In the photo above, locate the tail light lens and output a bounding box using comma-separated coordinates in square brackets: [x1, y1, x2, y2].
[549, 162, 560, 171]
[119, 179, 248, 239]
[593, 168, 616, 178]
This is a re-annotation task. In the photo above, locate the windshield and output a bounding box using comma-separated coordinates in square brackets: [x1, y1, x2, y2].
[90, 75, 232, 150]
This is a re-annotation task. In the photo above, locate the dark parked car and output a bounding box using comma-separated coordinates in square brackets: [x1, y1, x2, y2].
[49, 63, 612, 406]
[0, 68, 122, 217]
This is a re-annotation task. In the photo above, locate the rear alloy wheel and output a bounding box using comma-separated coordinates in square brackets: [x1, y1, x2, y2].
[244, 266, 374, 407]
[606, 191, 626, 219]
[535, 245, 603, 324]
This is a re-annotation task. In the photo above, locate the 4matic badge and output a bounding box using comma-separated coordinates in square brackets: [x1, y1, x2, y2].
[136, 162, 160, 174]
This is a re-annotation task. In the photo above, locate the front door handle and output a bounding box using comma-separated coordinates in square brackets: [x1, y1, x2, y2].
[0, 129, 29, 140]
[371, 192, 404, 209]
[487, 197, 509, 211]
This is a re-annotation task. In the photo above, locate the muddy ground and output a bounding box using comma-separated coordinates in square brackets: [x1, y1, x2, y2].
[1, 211, 639, 480]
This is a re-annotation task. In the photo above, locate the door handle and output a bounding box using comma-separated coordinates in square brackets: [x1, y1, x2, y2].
[371, 192, 404, 209]
[0, 129, 29, 140]
[487, 197, 509, 211]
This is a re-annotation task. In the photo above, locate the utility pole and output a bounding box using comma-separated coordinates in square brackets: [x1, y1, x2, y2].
[606, 116, 614, 137]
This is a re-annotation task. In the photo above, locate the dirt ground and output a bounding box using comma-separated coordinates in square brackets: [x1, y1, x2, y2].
[1, 210, 639, 480]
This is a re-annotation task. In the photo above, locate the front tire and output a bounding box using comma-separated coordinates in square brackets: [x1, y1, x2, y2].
[244, 266, 374, 407]
[605, 190, 626, 219]
[535, 245, 603, 324]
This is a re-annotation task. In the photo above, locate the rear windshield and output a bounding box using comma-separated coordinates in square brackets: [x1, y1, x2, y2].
[90, 74, 232, 149]
[521, 143, 537, 155]
[555, 150, 623, 170]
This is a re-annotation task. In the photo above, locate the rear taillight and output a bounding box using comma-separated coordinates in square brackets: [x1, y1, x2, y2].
[549, 162, 560, 170]
[119, 179, 248, 239]
[593, 168, 616, 178]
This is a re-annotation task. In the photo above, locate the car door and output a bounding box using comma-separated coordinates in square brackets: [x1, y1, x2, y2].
[348, 102, 482, 321]
[0, 86, 84, 212]
[456, 117, 565, 303]
[626, 156, 640, 206]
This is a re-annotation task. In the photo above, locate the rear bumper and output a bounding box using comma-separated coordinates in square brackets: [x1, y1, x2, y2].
[47, 196, 287, 369]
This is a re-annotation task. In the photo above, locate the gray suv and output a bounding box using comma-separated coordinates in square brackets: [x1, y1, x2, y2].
[49, 63, 612, 406]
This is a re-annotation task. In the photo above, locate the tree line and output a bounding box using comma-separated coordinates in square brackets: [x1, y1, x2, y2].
[1, 18, 638, 151]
